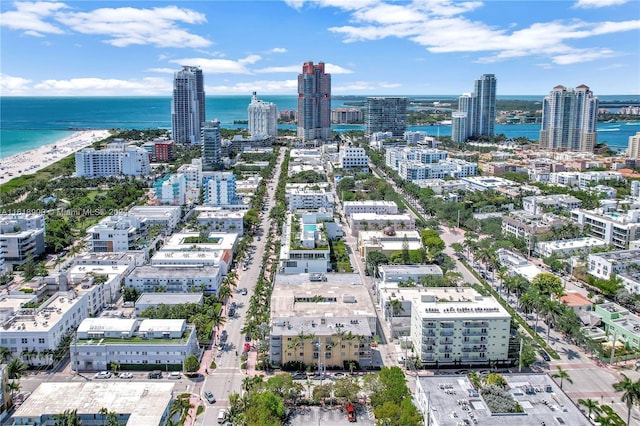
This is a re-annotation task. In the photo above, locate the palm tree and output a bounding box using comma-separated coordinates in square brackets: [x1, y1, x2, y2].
[552, 366, 573, 389]
[7, 380, 20, 400]
[497, 267, 509, 295]
[520, 288, 543, 332]
[541, 300, 564, 345]
[578, 398, 602, 422]
[7, 358, 27, 380]
[613, 373, 640, 426]
[0, 346, 11, 362]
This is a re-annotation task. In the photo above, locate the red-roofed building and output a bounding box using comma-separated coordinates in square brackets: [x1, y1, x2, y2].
[560, 291, 593, 313]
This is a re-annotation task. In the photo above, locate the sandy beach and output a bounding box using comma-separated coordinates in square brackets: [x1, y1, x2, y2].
[0, 130, 111, 183]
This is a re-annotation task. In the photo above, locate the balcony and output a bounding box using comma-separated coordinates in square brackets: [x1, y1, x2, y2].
[462, 330, 488, 336]
[439, 331, 454, 337]
[464, 321, 489, 328]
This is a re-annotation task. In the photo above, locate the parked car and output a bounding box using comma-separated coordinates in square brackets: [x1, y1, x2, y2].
[168, 372, 182, 379]
[220, 330, 228, 342]
[119, 372, 133, 379]
[148, 370, 162, 379]
[94, 371, 112, 379]
[240, 288, 247, 296]
[228, 308, 236, 317]
[204, 390, 216, 404]
[540, 350, 551, 361]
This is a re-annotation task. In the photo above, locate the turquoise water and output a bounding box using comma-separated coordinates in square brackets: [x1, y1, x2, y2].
[304, 224, 317, 232]
[1, 96, 639, 159]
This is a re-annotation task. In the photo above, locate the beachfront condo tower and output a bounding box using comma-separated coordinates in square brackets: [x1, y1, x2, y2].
[297, 61, 331, 141]
[364, 97, 408, 138]
[539, 85, 598, 152]
[202, 119, 222, 171]
[171, 66, 206, 144]
[629, 132, 640, 159]
[248, 92, 278, 139]
[451, 74, 497, 142]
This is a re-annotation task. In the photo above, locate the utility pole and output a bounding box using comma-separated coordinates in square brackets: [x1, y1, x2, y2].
[609, 329, 617, 365]
[518, 338, 523, 373]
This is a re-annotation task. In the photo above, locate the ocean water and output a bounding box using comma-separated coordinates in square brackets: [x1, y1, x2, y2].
[1, 96, 639, 159]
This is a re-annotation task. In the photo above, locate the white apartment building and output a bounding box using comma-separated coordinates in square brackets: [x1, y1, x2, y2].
[124, 265, 222, 295]
[571, 209, 640, 250]
[343, 200, 398, 217]
[501, 211, 565, 244]
[412, 179, 466, 195]
[177, 158, 203, 187]
[248, 92, 278, 138]
[357, 230, 423, 260]
[0, 213, 46, 267]
[0, 292, 88, 366]
[404, 131, 428, 145]
[522, 194, 583, 215]
[85, 215, 141, 252]
[75, 142, 151, 178]
[203, 172, 237, 206]
[348, 213, 415, 237]
[286, 185, 335, 212]
[385, 147, 448, 170]
[67, 261, 132, 311]
[152, 173, 187, 205]
[548, 171, 580, 187]
[588, 249, 640, 280]
[71, 318, 199, 372]
[378, 265, 444, 284]
[135, 293, 204, 316]
[461, 176, 520, 192]
[578, 171, 624, 190]
[196, 209, 244, 235]
[629, 132, 640, 159]
[497, 248, 545, 282]
[279, 214, 331, 274]
[127, 206, 182, 231]
[536, 237, 607, 258]
[398, 159, 477, 181]
[339, 147, 369, 173]
[409, 288, 511, 366]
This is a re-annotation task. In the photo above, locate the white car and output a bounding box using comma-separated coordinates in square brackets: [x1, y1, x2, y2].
[94, 371, 112, 379]
[168, 372, 182, 379]
[119, 372, 133, 379]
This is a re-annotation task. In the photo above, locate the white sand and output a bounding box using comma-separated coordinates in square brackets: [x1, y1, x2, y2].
[0, 130, 111, 182]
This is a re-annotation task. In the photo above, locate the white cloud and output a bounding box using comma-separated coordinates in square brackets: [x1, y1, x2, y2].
[324, 63, 354, 74]
[255, 65, 301, 73]
[333, 80, 402, 92]
[0, 1, 67, 36]
[207, 79, 298, 94]
[0, 73, 32, 95]
[239, 55, 262, 65]
[316, 1, 640, 65]
[169, 56, 257, 74]
[146, 68, 178, 74]
[32, 77, 170, 96]
[270, 47, 287, 53]
[1, 3, 211, 48]
[575, 0, 628, 8]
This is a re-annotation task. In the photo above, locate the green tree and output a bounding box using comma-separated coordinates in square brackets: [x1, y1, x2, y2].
[531, 272, 564, 298]
[245, 390, 286, 426]
[7, 358, 27, 379]
[551, 366, 573, 390]
[578, 398, 602, 421]
[612, 373, 640, 426]
[368, 366, 410, 408]
[184, 355, 200, 373]
[333, 377, 361, 403]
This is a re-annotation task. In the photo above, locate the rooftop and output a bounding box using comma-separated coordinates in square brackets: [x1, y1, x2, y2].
[11, 382, 174, 426]
[162, 232, 237, 251]
[560, 292, 593, 307]
[418, 374, 590, 426]
[136, 293, 204, 306]
[589, 249, 640, 262]
[2, 292, 83, 333]
[127, 265, 220, 279]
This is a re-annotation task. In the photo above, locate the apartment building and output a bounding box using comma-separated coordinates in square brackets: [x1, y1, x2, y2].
[0, 292, 88, 366]
[343, 200, 398, 217]
[124, 265, 222, 295]
[593, 302, 640, 350]
[348, 213, 415, 237]
[522, 194, 582, 215]
[501, 211, 565, 244]
[535, 237, 607, 258]
[410, 288, 511, 366]
[127, 206, 182, 231]
[286, 184, 335, 212]
[0, 213, 45, 267]
[134, 293, 204, 316]
[339, 147, 369, 173]
[269, 277, 376, 369]
[75, 142, 151, 178]
[202, 171, 238, 206]
[85, 215, 141, 253]
[71, 318, 199, 371]
[196, 209, 244, 235]
[571, 209, 640, 250]
[152, 173, 187, 205]
[378, 265, 444, 284]
[279, 214, 331, 274]
[385, 147, 448, 170]
[248, 92, 278, 138]
[331, 108, 362, 124]
[588, 249, 640, 280]
[357, 229, 423, 260]
[398, 159, 477, 181]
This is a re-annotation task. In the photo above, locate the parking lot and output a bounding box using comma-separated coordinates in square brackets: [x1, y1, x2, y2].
[288, 405, 374, 425]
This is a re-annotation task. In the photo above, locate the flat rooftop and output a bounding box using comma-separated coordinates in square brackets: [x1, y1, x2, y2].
[136, 292, 204, 306]
[127, 265, 220, 279]
[590, 249, 640, 262]
[128, 205, 180, 217]
[350, 213, 412, 221]
[271, 276, 376, 320]
[540, 237, 606, 250]
[418, 373, 590, 426]
[11, 382, 174, 426]
[163, 232, 237, 250]
[4, 292, 82, 333]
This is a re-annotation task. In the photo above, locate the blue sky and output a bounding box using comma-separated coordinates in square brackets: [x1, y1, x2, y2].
[1, 0, 639, 96]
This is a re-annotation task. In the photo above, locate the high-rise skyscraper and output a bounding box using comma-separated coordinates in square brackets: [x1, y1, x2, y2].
[297, 61, 331, 141]
[451, 75, 497, 142]
[171, 66, 206, 144]
[202, 119, 221, 171]
[248, 92, 278, 139]
[364, 97, 408, 137]
[629, 132, 640, 159]
[539, 85, 598, 152]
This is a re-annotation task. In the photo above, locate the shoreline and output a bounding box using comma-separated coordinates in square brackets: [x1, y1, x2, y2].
[0, 129, 111, 183]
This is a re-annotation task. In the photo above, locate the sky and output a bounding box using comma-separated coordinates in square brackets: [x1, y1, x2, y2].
[1, 0, 639, 96]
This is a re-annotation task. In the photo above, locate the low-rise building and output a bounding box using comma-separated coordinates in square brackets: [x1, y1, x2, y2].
[415, 374, 590, 426]
[535, 237, 607, 258]
[0, 213, 46, 268]
[571, 209, 640, 250]
[269, 276, 376, 369]
[348, 213, 414, 236]
[196, 209, 244, 235]
[279, 214, 331, 274]
[357, 229, 423, 260]
[75, 141, 151, 178]
[412, 178, 466, 195]
[343, 200, 398, 217]
[134, 292, 204, 316]
[152, 173, 187, 205]
[0, 292, 88, 366]
[522, 194, 582, 215]
[409, 287, 511, 366]
[338, 147, 369, 173]
[501, 211, 565, 245]
[497, 248, 544, 282]
[461, 176, 521, 192]
[286, 184, 335, 212]
[560, 292, 593, 314]
[11, 382, 174, 426]
[398, 159, 478, 180]
[71, 318, 199, 371]
[378, 264, 444, 284]
[125, 265, 222, 295]
[85, 215, 141, 253]
[127, 205, 181, 231]
[588, 249, 640, 280]
[593, 302, 640, 350]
